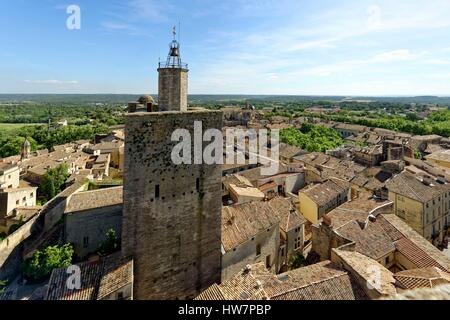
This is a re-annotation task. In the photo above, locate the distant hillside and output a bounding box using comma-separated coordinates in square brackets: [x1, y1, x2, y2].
[0, 94, 450, 105]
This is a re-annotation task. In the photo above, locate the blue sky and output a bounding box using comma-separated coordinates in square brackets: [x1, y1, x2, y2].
[2, 0, 450, 96]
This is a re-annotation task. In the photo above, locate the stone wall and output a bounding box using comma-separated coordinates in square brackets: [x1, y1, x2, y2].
[43, 182, 86, 232]
[0, 213, 39, 280]
[312, 223, 352, 261]
[64, 205, 122, 259]
[0, 181, 86, 279]
[222, 109, 254, 126]
[221, 223, 279, 282]
[122, 110, 222, 300]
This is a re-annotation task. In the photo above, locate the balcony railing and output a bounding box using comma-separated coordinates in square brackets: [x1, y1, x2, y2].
[158, 62, 189, 69]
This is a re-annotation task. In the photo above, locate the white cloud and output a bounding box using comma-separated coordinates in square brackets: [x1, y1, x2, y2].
[423, 59, 450, 65]
[24, 80, 78, 85]
[127, 0, 172, 22]
[266, 73, 279, 80]
[101, 22, 137, 31]
[371, 49, 423, 63]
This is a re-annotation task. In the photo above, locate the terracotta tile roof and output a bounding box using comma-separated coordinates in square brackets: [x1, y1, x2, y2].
[239, 164, 288, 183]
[336, 220, 396, 260]
[97, 256, 133, 299]
[258, 181, 278, 192]
[271, 273, 366, 300]
[386, 171, 450, 203]
[217, 265, 269, 300]
[327, 195, 393, 224]
[394, 267, 450, 290]
[46, 254, 132, 300]
[351, 167, 392, 191]
[222, 174, 253, 190]
[221, 202, 280, 252]
[278, 143, 307, 160]
[296, 152, 366, 181]
[46, 260, 104, 300]
[376, 215, 404, 242]
[394, 237, 445, 270]
[267, 197, 306, 232]
[229, 184, 265, 199]
[333, 123, 368, 132]
[194, 283, 226, 300]
[425, 149, 450, 162]
[324, 209, 450, 273]
[411, 135, 442, 141]
[332, 249, 397, 297]
[424, 144, 444, 155]
[301, 178, 350, 207]
[383, 214, 450, 272]
[65, 187, 123, 213]
[196, 261, 368, 300]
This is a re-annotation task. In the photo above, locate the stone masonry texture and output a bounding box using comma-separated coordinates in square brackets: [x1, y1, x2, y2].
[158, 68, 188, 112]
[122, 110, 223, 300]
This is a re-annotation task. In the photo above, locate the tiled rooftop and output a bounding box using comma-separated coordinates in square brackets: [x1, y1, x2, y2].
[267, 197, 306, 232]
[425, 149, 450, 162]
[65, 186, 123, 214]
[46, 254, 132, 300]
[196, 261, 368, 300]
[394, 267, 450, 290]
[221, 201, 280, 252]
[301, 178, 349, 206]
[386, 171, 450, 203]
[332, 249, 397, 297]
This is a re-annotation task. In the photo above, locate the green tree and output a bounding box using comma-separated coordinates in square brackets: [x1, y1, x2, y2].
[0, 136, 37, 158]
[0, 279, 7, 294]
[97, 229, 120, 257]
[288, 253, 307, 270]
[22, 244, 74, 282]
[38, 163, 70, 202]
[280, 125, 343, 152]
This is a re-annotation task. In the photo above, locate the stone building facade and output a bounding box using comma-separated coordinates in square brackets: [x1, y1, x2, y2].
[122, 110, 223, 300]
[386, 171, 450, 245]
[221, 201, 280, 281]
[0, 164, 20, 189]
[65, 206, 122, 259]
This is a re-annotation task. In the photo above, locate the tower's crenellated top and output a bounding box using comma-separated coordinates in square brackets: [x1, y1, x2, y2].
[160, 26, 188, 69]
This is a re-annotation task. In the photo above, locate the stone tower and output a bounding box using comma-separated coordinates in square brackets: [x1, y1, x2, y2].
[122, 29, 222, 300]
[157, 26, 188, 112]
[21, 138, 31, 160]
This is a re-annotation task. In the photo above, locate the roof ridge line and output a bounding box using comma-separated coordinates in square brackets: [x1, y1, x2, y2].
[271, 271, 348, 297]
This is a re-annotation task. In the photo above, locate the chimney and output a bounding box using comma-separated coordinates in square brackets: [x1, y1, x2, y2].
[322, 215, 332, 227]
[422, 177, 432, 186]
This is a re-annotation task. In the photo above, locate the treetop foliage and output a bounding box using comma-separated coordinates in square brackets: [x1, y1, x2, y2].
[22, 244, 74, 282]
[280, 124, 343, 152]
